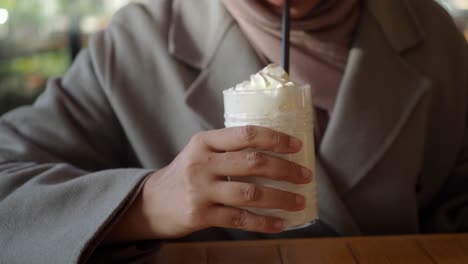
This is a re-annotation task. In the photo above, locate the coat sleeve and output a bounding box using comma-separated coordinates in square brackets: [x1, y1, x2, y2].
[0, 10, 155, 264]
[422, 39, 468, 233]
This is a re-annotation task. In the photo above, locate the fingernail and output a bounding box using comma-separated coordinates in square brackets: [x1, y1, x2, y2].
[301, 168, 312, 180]
[289, 137, 302, 150]
[274, 220, 285, 230]
[296, 195, 305, 206]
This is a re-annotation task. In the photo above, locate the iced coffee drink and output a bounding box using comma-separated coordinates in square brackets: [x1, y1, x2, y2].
[223, 64, 317, 229]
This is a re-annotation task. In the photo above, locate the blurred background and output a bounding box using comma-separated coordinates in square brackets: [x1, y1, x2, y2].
[0, 0, 467, 115]
[0, 0, 132, 114]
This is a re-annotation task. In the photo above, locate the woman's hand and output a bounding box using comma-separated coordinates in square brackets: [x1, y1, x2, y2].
[106, 126, 313, 242]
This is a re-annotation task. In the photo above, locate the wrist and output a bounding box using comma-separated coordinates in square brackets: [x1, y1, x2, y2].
[104, 173, 157, 243]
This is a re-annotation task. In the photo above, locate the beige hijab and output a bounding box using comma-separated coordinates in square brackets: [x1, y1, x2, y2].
[223, 0, 361, 141]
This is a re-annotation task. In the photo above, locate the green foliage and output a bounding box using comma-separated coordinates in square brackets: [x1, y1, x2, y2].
[57, 0, 105, 16]
[0, 0, 114, 115]
[3, 0, 42, 25]
[0, 0, 16, 9]
[0, 49, 68, 76]
[0, 50, 68, 115]
[0, 0, 106, 28]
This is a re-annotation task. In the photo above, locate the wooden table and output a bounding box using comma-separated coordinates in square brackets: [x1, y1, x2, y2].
[146, 234, 468, 264]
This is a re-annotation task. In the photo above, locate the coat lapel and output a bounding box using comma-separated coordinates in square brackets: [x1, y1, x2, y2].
[183, 26, 265, 129]
[320, 0, 432, 195]
[315, 159, 362, 235]
[169, 0, 264, 129]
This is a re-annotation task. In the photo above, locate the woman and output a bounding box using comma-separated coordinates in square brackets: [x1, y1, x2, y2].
[0, 0, 466, 262]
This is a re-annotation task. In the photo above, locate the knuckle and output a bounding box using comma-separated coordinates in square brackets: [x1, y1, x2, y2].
[237, 125, 257, 143]
[222, 152, 236, 162]
[231, 210, 249, 228]
[184, 177, 200, 199]
[255, 216, 268, 230]
[184, 158, 202, 175]
[206, 153, 216, 163]
[270, 130, 282, 146]
[184, 154, 212, 176]
[246, 152, 266, 169]
[182, 162, 205, 191]
[240, 184, 262, 202]
[190, 132, 205, 146]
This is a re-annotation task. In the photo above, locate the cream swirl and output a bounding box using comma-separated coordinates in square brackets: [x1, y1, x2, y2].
[224, 64, 311, 117]
[232, 64, 296, 90]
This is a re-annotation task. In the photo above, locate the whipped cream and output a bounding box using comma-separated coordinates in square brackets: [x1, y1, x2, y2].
[224, 64, 311, 117]
[230, 64, 296, 91]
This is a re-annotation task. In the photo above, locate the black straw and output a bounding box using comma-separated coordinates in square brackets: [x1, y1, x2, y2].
[282, 0, 291, 73]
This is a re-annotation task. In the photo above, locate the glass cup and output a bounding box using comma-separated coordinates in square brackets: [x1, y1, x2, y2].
[223, 84, 317, 229]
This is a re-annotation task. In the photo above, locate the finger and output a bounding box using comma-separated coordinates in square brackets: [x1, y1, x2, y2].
[196, 126, 302, 153]
[206, 206, 285, 233]
[212, 182, 306, 212]
[211, 151, 313, 184]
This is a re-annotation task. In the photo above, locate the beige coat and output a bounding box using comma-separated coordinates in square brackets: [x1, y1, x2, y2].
[0, 0, 467, 263]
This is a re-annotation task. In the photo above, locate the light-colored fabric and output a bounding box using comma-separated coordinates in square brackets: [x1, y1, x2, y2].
[0, 0, 467, 263]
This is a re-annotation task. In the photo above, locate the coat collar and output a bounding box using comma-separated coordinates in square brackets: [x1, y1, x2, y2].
[367, 0, 425, 53]
[169, 0, 426, 70]
[169, 0, 234, 70]
[319, 8, 431, 195]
